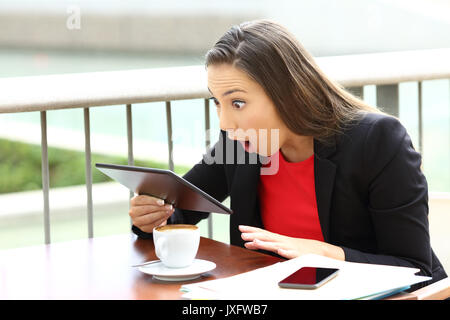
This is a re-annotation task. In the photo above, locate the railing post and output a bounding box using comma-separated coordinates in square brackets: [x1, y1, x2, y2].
[376, 84, 399, 117]
[204, 98, 213, 239]
[126, 104, 135, 229]
[166, 101, 174, 172]
[418, 81, 424, 156]
[84, 108, 94, 238]
[40, 111, 51, 244]
[126, 104, 134, 201]
[348, 86, 364, 100]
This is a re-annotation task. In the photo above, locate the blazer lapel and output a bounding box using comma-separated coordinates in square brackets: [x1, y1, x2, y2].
[314, 137, 337, 243]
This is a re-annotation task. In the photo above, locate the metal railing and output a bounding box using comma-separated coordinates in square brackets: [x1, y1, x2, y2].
[1, 48, 449, 244]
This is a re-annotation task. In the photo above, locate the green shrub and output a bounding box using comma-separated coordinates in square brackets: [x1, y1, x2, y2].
[0, 138, 190, 194]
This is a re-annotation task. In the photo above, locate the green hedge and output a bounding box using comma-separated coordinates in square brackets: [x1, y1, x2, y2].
[0, 138, 190, 194]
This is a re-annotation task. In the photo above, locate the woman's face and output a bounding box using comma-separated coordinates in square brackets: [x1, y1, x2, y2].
[207, 63, 289, 157]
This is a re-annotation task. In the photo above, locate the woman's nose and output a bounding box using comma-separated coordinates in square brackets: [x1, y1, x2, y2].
[218, 108, 237, 133]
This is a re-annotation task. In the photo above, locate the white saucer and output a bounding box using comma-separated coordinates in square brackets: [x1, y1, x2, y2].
[138, 259, 216, 281]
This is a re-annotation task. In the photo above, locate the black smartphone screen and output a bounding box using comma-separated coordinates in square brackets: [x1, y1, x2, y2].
[278, 267, 339, 289]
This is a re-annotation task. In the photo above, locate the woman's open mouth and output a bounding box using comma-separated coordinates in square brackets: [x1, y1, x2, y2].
[240, 140, 252, 152]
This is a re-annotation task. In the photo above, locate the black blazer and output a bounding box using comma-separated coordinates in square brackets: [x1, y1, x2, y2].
[133, 112, 447, 287]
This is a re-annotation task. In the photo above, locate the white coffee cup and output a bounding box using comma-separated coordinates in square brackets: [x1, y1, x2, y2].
[153, 224, 200, 268]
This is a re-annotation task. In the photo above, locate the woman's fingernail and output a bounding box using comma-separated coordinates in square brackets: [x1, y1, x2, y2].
[157, 199, 164, 206]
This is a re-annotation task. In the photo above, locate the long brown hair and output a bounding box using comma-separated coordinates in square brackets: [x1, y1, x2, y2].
[205, 19, 384, 145]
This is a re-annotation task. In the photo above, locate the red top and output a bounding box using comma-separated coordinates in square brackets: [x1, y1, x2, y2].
[258, 149, 324, 241]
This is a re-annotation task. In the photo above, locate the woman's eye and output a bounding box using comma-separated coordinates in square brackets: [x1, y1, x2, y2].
[211, 98, 220, 107]
[210, 97, 245, 109]
[232, 100, 245, 109]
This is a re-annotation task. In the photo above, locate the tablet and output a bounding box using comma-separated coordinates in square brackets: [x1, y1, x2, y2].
[95, 163, 233, 215]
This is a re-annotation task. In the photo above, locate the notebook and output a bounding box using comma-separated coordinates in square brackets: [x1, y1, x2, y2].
[181, 254, 430, 300]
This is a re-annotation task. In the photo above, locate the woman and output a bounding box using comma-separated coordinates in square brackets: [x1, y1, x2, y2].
[129, 19, 446, 287]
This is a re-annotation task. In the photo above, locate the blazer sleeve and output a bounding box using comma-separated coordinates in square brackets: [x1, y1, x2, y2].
[341, 115, 433, 278]
[132, 130, 230, 238]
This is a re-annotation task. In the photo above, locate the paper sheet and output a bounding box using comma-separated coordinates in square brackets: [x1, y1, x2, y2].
[181, 254, 430, 300]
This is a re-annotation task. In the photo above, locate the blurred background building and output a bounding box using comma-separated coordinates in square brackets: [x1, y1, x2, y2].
[1, 0, 449, 56]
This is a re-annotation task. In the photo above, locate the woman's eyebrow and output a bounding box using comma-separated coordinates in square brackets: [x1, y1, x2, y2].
[207, 87, 247, 97]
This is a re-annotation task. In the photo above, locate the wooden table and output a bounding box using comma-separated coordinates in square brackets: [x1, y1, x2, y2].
[1, 233, 448, 300]
[0, 233, 280, 299]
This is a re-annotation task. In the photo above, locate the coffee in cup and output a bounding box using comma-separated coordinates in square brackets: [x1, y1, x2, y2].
[153, 224, 200, 268]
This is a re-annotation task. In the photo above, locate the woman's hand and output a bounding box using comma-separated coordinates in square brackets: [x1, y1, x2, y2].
[129, 195, 175, 233]
[239, 225, 345, 260]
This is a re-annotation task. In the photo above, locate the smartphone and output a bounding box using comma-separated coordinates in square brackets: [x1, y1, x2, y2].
[278, 267, 340, 289]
